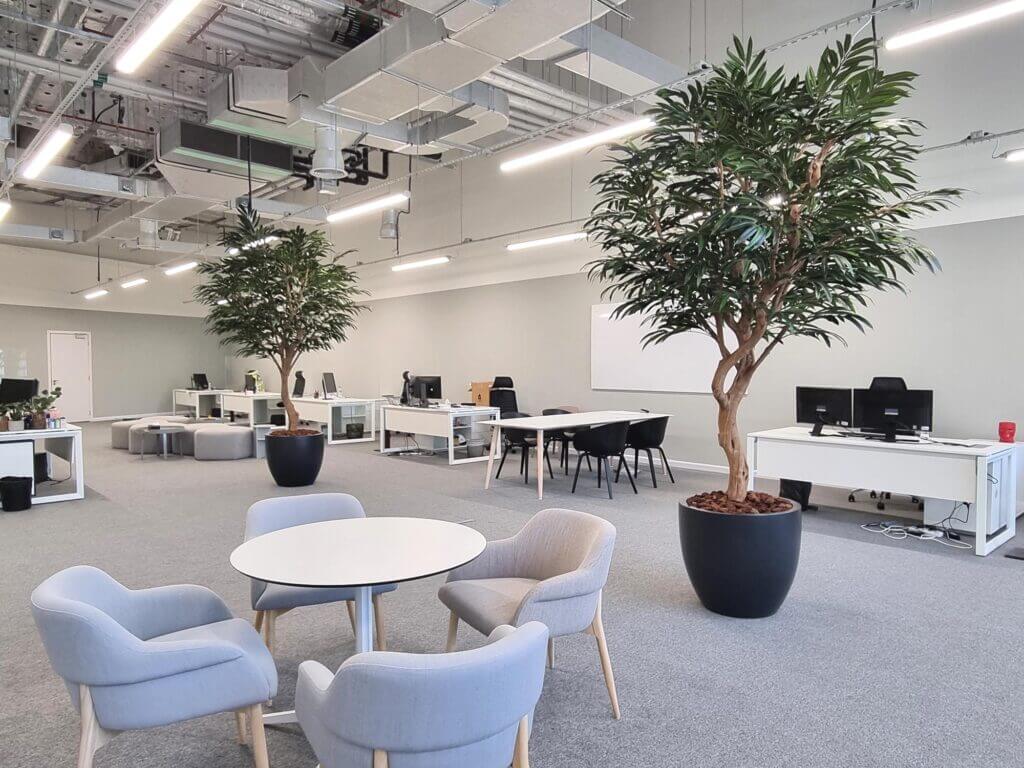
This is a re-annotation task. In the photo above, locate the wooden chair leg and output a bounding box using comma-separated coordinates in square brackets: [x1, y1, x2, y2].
[372, 593, 387, 651]
[247, 704, 270, 768]
[263, 610, 277, 656]
[512, 715, 530, 768]
[446, 610, 459, 652]
[253, 610, 265, 634]
[373, 750, 389, 768]
[235, 710, 248, 745]
[346, 600, 356, 635]
[77, 685, 111, 768]
[547, 638, 554, 669]
[591, 595, 621, 720]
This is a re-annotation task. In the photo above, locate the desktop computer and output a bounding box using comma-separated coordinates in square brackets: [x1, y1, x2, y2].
[853, 388, 933, 442]
[796, 387, 852, 435]
[400, 373, 442, 407]
[191, 373, 210, 390]
[322, 372, 339, 398]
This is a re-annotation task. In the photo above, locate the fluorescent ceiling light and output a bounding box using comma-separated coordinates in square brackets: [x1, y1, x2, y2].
[1002, 148, 1024, 162]
[507, 232, 588, 252]
[326, 192, 409, 223]
[500, 117, 654, 173]
[84, 289, 109, 300]
[228, 235, 280, 255]
[391, 255, 451, 272]
[216, 298, 229, 305]
[164, 260, 198, 275]
[766, 195, 784, 208]
[22, 124, 74, 180]
[885, 0, 1024, 50]
[116, 0, 204, 73]
[120, 277, 148, 288]
[0, 199, 10, 222]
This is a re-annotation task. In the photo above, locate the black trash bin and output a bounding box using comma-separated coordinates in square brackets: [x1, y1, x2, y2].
[0, 476, 33, 512]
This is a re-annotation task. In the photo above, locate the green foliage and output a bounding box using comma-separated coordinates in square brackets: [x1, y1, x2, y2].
[29, 387, 63, 414]
[588, 35, 958, 358]
[194, 206, 367, 372]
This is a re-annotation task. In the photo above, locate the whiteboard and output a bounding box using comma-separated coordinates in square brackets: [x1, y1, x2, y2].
[590, 303, 726, 394]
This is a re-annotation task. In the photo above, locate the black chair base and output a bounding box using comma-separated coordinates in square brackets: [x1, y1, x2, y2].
[572, 451, 636, 499]
[617, 447, 675, 487]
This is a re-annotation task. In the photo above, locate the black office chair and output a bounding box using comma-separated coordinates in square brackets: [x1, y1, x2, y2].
[572, 422, 636, 499]
[616, 416, 675, 487]
[541, 408, 575, 475]
[496, 412, 553, 484]
[489, 376, 519, 416]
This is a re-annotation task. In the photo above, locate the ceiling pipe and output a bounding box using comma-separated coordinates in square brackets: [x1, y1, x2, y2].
[9, 0, 74, 127]
[491, 66, 639, 121]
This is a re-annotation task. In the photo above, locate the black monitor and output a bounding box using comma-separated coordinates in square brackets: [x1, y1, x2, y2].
[322, 372, 338, 397]
[243, 374, 256, 392]
[0, 378, 38, 404]
[413, 376, 442, 405]
[191, 373, 210, 390]
[854, 388, 933, 441]
[293, 371, 305, 398]
[796, 387, 852, 436]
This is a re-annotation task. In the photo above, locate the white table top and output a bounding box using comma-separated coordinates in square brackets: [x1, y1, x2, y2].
[293, 396, 379, 405]
[0, 424, 82, 440]
[229, 517, 486, 588]
[174, 388, 234, 393]
[383, 404, 499, 414]
[750, 426, 1013, 457]
[489, 410, 670, 431]
[221, 391, 281, 399]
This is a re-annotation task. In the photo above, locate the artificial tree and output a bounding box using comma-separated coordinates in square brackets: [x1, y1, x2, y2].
[588, 36, 957, 508]
[195, 206, 365, 431]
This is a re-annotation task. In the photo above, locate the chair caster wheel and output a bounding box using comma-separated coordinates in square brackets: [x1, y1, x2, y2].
[870, 491, 877, 499]
[848, 494, 855, 503]
[876, 502, 885, 511]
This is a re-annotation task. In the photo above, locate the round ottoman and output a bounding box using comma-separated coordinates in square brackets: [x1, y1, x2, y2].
[194, 425, 254, 461]
[110, 420, 138, 450]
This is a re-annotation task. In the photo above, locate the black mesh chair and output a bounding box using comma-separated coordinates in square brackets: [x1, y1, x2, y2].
[496, 412, 553, 484]
[541, 408, 576, 475]
[616, 416, 674, 488]
[489, 376, 519, 416]
[572, 422, 636, 499]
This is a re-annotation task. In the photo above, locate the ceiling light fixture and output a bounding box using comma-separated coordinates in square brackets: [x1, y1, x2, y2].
[164, 260, 198, 276]
[116, 0, 204, 73]
[120, 277, 148, 289]
[0, 199, 10, 222]
[507, 232, 588, 252]
[227, 235, 280, 255]
[1000, 148, 1024, 162]
[885, 0, 1024, 50]
[84, 289, 109, 300]
[326, 191, 410, 224]
[391, 255, 451, 272]
[216, 298, 229, 305]
[500, 117, 654, 173]
[766, 195, 785, 208]
[22, 123, 74, 180]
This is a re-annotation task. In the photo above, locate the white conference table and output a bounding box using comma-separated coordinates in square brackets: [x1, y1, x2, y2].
[229, 517, 486, 724]
[0, 424, 84, 504]
[293, 396, 381, 444]
[381, 404, 500, 465]
[484, 411, 670, 500]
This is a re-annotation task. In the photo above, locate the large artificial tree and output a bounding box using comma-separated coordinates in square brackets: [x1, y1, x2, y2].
[587, 36, 957, 506]
[196, 207, 365, 430]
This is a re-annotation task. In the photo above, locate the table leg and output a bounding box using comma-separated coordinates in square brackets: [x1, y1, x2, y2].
[352, 585, 374, 654]
[161, 434, 169, 460]
[536, 429, 544, 500]
[484, 426, 500, 489]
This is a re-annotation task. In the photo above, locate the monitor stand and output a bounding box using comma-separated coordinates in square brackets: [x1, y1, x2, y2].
[810, 421, 826, 437]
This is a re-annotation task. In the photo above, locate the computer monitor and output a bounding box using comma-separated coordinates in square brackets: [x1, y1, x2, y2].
[0, 378, 38, 404]
[412, 376, 442, 404]
[796, 387, 852, 436]
[293, 371, 305, 398]
[322, 372, 338, 398]
[243, 374, 256, 392]
[854, 388, 933, 441]
[191, 373, 210, 390]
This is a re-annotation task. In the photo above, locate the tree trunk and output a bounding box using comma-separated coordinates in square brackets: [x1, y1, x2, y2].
[279, 359, 299, 431]
[717, 396, 748, 501]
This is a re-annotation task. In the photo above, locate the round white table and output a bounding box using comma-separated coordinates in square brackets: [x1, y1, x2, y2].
[229, 517, 486, 725]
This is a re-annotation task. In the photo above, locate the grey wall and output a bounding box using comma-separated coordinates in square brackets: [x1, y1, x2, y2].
[231, 215, 1024, 468]
[0, 304, 228, 418]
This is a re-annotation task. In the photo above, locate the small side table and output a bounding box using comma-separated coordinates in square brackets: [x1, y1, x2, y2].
[140, 425, 186, 460]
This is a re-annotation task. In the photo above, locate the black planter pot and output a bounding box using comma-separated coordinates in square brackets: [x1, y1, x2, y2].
[265, 431, 325, 487]
[678, 499, 801, 618]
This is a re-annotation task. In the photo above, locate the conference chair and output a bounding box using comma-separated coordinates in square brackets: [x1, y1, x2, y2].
[495, 412, 554, 483]
[439, 508, 621, 719]
[296, 622, 548, 768]
[541, 408, 576, 474]
[31, 566, 276, 768]
[488, 376, 519, 416]
[616, 416, 675, 487]
[245, 493, 396, 655]
[572, 421, 636, 499]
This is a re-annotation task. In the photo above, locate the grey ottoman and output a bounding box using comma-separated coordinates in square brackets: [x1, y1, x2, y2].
[128, 421, 179, 455]
[194, 425, 253, 461]
[176, 423, 215, 456]
[163, 415, 191, 424]
[110, 420, 138, 450]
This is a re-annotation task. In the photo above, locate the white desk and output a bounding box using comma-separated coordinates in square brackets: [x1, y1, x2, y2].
[0, 425, 84, 504]
[220, 392, 282, 426]
[229, 517, 485, 725]
[484, 411, 671, 500]
[380, 405, 500, 465]
[171, 388, 232, 418]
[748, 427, 1017, 556]
[294, 397, 381, 445]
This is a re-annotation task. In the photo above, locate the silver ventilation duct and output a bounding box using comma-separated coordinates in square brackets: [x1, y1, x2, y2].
[311, 126, 347, 180]
[380, 208, 400, 239]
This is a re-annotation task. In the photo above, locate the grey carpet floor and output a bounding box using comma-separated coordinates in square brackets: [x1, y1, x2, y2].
[2, 423, 1024, 768]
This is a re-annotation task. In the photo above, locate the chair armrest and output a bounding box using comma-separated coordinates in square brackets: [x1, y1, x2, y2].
[129, 584, 234, 640]
[446, 536, 517, 582]
[518, 568, 601, 607]
[295, 660, 336, 727]
[136, 636, 245, 682]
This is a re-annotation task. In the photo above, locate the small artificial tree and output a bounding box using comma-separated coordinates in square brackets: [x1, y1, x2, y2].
[587, 36, 958, 506]
[195, 207, 366, 431]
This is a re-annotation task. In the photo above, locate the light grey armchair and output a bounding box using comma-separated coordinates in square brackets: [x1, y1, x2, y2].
[296, 622, 548, 768]
[31, 566, 277, 768]
[439, 507, 620, 719]
[244, 493, 396, 655]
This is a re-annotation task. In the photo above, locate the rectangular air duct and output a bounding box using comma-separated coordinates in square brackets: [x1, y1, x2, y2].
[157, 120, 294, 182]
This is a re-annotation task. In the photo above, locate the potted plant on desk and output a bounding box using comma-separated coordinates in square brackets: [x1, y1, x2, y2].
[27, 387, 62, 430]
[196, 206, 366, 487]
[5, 402, 28, 432]
[587, 37, 957, 618]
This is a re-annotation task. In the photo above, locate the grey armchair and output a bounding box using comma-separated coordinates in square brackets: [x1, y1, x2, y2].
[439, 507, 620, 718]
[31, 566, 277, 768]
[245, 493, 396, 655]
[296, 622, 548, 768]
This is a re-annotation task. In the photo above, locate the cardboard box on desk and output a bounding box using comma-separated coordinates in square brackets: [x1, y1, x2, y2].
[470, 381, 491, 407]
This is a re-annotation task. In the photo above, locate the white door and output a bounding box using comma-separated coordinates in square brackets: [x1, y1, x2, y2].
[47, 331, 93, 421]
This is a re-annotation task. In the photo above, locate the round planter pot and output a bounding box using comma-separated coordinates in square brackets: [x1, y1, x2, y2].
[265, 431, 325, 487]
[678, 498, 801, 619]
[29, 413, 47, 430]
